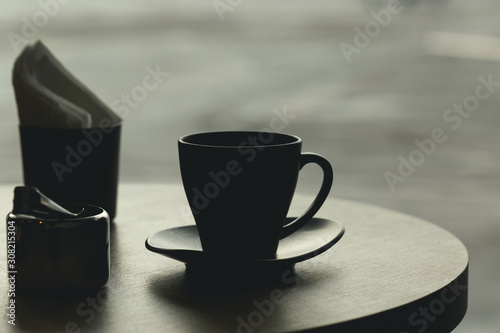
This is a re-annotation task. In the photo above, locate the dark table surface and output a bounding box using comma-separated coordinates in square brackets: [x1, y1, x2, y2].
[0, 183, 468, 332]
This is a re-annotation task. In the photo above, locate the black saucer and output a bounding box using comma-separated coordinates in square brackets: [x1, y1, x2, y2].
[145, 217, 344, 272]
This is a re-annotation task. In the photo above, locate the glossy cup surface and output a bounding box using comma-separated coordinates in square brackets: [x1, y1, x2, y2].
[179, 131, 303, 259]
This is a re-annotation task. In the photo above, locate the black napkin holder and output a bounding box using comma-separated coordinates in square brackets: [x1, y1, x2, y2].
[19, 124, 120, 219]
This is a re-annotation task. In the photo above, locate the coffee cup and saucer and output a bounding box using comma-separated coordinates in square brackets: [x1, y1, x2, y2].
[145, 131, 345, 274]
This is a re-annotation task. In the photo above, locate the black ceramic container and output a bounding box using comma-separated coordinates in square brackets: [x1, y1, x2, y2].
[6, 187, 110, 294]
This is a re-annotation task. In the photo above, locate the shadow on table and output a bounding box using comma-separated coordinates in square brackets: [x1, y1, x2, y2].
[147, 263, 341, 331]
[8, 287, 109, 333]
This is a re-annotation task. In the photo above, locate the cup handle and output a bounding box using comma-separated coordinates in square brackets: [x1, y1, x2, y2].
[281, 153, 333, 239]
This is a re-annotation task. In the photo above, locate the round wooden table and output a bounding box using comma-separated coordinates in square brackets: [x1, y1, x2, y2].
[0, 184, 468, 333]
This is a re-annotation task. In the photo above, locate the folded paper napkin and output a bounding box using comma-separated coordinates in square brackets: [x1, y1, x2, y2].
[12, 41, 121, 129]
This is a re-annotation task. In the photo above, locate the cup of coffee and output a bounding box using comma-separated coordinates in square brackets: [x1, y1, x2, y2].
[179, 131, 333, 259]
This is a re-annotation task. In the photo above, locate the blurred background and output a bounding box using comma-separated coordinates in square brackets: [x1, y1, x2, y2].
[1, 0, 499, 331]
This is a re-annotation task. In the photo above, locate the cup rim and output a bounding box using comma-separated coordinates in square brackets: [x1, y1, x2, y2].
[179, 131, 301, 148]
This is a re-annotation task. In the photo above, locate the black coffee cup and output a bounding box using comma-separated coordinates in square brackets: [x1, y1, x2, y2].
[179, 131, 333, 259]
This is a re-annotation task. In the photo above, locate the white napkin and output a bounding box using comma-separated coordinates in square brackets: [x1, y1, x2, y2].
[12, 41, 121, 129]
